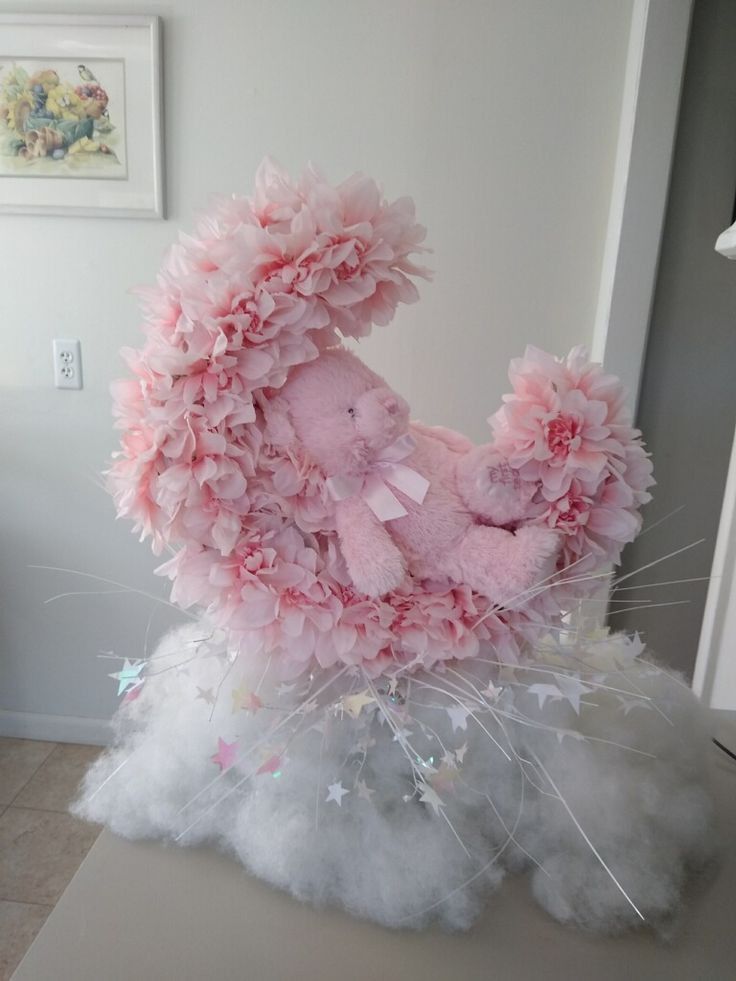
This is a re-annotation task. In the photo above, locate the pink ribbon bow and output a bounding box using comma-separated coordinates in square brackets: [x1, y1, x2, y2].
[326, 433, 429, 521]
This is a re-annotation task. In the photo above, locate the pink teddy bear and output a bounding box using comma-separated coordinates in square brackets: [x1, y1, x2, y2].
[270, 348, 560, 605]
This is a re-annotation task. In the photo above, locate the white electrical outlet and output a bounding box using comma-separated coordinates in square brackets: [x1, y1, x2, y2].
[53, 338, 83, 390]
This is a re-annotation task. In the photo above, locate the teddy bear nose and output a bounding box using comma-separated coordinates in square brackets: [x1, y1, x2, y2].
[383, 396, 400, 415]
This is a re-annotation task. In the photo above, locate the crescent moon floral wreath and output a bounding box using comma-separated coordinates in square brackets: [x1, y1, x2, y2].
[109, 159, 654, 680]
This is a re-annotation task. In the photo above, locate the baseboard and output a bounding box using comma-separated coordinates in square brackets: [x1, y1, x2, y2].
[0, 710, 112, 746]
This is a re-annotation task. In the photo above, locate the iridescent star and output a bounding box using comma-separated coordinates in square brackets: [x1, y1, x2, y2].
[211, 737, 238, 772]
[431, 765, 458, 794]
[108, 659, 145, 696]
[122, 681, 144, 704]
[257, 754, 282, 776]
[231, 684, 263, 714]
[356, 779, 375, 802]
[341, 690, 376, 719]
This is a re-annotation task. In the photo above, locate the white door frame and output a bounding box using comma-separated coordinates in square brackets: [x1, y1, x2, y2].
[592, 0, 692, 411]
[584, 0, 691, 630]
[696, 232, 736, 710]
[693, 426, 736, 710]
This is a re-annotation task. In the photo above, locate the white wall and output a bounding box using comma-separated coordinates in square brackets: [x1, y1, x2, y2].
[0, 0, 635, 741]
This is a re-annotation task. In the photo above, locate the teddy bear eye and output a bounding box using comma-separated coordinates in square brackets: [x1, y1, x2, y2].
[347, 407, 355, 417]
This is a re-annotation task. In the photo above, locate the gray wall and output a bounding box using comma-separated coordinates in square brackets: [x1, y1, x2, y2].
[614, 0, 736, 675]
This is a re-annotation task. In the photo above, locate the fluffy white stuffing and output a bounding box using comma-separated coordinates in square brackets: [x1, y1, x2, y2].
[74, 623, 715, 933]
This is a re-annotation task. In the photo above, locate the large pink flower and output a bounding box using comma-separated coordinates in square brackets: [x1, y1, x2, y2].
[490, 345, 654, 577]
[109, 160, 427, 570]
[260, 448, 336, 534]
[493, 352, 626, 497]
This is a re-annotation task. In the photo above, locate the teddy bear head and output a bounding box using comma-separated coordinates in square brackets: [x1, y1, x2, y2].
[271, 347, 410, 476]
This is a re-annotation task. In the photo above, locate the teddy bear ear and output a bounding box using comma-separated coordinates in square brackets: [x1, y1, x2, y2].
[261, 395, 296, 448]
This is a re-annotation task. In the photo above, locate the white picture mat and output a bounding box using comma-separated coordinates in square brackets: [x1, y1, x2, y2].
[0, 15, 162, 217]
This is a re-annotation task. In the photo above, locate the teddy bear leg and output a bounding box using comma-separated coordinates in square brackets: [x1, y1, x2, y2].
[453, 524, 560, 608]
[456, 444, 538, 526]
[336, 496, 408, 597]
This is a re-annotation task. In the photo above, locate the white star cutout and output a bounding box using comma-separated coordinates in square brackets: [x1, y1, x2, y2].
[446, 704, 470, 732]
[617, 695, 649, 716]
[554, 674, 591, 714]
[527, 682, 562, 710]
[325, 781, 350, 806]
[481, 683, 503, 701]
[419, 783, 444, 815]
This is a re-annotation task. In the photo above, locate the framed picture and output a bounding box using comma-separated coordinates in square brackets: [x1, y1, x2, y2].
[0, 14, 163, 218]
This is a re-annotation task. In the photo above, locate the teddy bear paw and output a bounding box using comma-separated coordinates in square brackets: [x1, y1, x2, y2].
[456, 445, 539, 525]
[349, 549, 408, 598]
[513, 524, 562, 587]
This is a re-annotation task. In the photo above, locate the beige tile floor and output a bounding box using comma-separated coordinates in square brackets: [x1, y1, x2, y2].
[0, 738, 101, 980]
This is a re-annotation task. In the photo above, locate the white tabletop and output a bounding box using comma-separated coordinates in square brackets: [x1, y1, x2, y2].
[14, 743, 736, 981]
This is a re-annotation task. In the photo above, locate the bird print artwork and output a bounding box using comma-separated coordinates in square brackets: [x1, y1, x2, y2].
[77, 64, 98, 83]
[0, 58, 127, 176]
